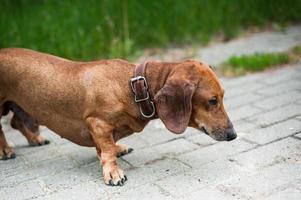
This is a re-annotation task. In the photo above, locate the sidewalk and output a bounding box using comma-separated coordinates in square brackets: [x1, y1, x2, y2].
[136, 25, 301, 65]
[1, 63, 301, 200]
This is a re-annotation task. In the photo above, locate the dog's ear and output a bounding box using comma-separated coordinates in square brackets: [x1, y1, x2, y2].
[154, 79, 196, 134]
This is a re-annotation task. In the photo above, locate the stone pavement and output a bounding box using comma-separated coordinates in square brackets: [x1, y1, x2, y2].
[136, 25, 301, 64]
[0, 63, 301, 200]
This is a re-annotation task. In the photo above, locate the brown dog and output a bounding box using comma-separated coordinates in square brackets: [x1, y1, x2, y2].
[0, 48, 236, 186]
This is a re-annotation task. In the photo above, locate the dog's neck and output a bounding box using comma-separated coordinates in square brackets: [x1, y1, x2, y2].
[143, 61, 174, 99]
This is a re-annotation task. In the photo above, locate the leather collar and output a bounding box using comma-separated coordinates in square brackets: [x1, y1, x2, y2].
[130, 62, 156, 118]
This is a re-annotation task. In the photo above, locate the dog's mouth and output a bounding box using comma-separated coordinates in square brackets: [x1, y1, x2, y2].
[199, 126, 209, 135]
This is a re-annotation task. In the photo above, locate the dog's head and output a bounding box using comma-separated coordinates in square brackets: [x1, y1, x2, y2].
[154, 60, 236, 141]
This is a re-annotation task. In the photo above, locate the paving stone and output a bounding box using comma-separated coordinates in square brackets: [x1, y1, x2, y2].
[295, 115, 301, 121]
[214, 163, 301, 200]
[118, 133, 149, 150]
[104, 158, 190, 194]
[109, 183, 174, 200]
[224, 82, 265, 98]
[175, 187, 235, 200]
[220, 73, 265, 89]
[232, 120, 258, 133]
[0, 180, 45, 200]
[227, 105, 262, 121]
[263, 188, 301, 200]
[1, 156, 77, 187]
[155, 159, 244, 197]
[36, 181, 108, 200]
[41, 161, 102, 192]
[231, 137, 301, 170]
[177, 139, 256, 168]
[42, 158, 131, 192]
[259, 66, 301, 85]
[0, 155, 29, 175]
[253, 90, 301, 110]
[118, 121, 196, 150]
[68, 147, 98, 166]
[295, 132, 301, 139]
[196, 25, 301, 65]
[224, 93, 263, 109]
[243, 119, 301, 144]
[4, 128, 30, 147]
[255, 79, 301, 97]
[20, 146, 64, 164]
[55, 142, 85, 154]
[185, 133, 217, 147]
[247, 104, 301, 127]
[137, 127, 182, 147]
[122, 139, 199, 166]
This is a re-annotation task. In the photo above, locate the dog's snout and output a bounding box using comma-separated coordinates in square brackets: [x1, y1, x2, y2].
[226, 128, 237, 141]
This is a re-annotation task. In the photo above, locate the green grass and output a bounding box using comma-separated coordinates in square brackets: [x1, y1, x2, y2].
[220, 46, 301, 76]
[292, 45, 301, 54]
[1, 0, 301, 60]
[225, 52, 289, 73]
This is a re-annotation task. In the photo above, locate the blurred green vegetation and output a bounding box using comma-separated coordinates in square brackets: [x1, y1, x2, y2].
[223, 52, 290, 74]
[1, 0, 301, 60]
[221, 45, 301, 76]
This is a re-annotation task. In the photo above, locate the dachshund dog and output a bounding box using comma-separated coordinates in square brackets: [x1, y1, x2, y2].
[0, 48, 236, 186]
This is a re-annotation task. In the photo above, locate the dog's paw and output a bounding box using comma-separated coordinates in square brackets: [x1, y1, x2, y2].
[116, 144, 133, 158]
[103, 165, 127, 186]
[0, 146, 16, 160]
[29, 134, 50, 146]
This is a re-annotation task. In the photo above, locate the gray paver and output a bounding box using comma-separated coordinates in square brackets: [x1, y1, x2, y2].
[232, 120, 259, 133]
[0, 180, 45, 200]
[214, 163, 301, 200]
[155, 159, 244, 197]
[224, 82, 265, 98]
[177, 139, 256, 168]
[185, 133, 217, 147]
[197, 25, 301, 65]
[264, 188, 301, 200]
[295, 132, 301, 139]
[224, 92, 263, 110]
[255, 79, 301, 97]
[36, 181, 108, 200]
[243, 119, 301, 144]
[231, 137, 301, 170]
[109, 183, 174, 200]
[122, 138, 199, 166]
[227, 105, 262, 121]
[176, 187, 236, 200]
[103, 158, 191, 194]
[253, 90, 301, 110]
[247, 103, 301, 127]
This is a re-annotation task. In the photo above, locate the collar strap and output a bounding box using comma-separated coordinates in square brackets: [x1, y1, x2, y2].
[130, 62, 156, 118]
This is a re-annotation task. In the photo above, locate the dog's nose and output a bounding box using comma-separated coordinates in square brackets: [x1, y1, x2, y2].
[226, 128, 237, 141]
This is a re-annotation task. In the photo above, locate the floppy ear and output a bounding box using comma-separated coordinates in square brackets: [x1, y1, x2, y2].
[154, 79, 196, 134]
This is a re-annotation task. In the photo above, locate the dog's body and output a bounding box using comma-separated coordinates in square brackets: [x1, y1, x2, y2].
[0, 48, 145, 145]
[0, 48, 236, 186]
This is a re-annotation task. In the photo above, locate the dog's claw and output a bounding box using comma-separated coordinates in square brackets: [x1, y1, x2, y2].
[117, 180, 123, 186]
[10, 152, 16, 159]
[117, 147, 134, 158]
[0, 147, 16, 160]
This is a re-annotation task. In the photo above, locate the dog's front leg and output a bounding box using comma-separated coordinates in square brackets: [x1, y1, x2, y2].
[86, 117, 127, 186]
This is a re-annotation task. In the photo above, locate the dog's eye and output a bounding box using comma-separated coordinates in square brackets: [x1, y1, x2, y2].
[209, 96, 218, 106]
